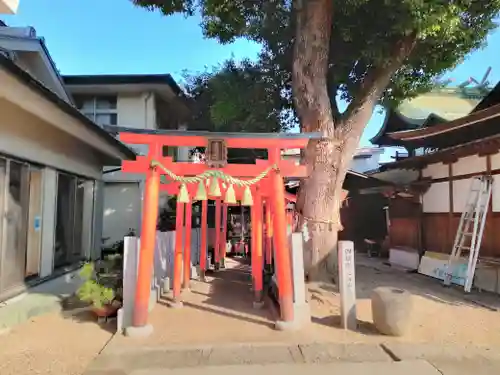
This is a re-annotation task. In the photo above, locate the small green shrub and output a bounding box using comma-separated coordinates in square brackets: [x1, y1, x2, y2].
[77, 263, 115, 309]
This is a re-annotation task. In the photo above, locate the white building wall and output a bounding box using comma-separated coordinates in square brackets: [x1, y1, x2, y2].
[453, 155, 486, 176]
[0, 99, 107, 292]
[0, 99, 103, 179]
[117, 94, 146, 129]
[422, 182, 449, 213]
[422, 162, 448, 179]
[421, 153, 494, 214]
[451, 155, 487, 212]
[103, 92, 159, 243]
[350, 151, 383, 173]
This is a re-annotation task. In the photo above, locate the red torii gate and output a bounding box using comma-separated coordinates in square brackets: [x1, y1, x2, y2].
[119, 130, 316, 331]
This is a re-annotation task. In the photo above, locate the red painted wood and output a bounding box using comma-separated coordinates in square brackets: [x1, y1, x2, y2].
[221, 203, 228, 262]
[269, 148, 294, 323]
[214, 199, 222, 264]
[253, 190, 263, 300]
[265, 200, 273, 266]
[119, 132, 310, 149]
[183, 201, 192, 289]
[133, 154, 160, 327]
[173, 201, 185, 303]
[200, 200, 208, 272]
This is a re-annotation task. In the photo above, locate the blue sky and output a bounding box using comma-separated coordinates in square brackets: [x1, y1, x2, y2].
[3, 0, 500, 156]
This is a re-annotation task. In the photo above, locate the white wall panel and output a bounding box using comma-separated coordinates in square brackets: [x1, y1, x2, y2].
[492, 175, 500, 212]
[423, 181, 449, 213]
[453, 178, 474, 213]
[453, 155, 486, 176]
[490, 153, 500, 170]
[422, 163, 448, 179]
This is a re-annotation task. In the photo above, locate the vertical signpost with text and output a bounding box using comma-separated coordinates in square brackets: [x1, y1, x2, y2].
[339, 241, 357, 330]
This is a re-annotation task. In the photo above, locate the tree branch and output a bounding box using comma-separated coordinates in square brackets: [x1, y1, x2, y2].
[292, 0, 334, 134]
[341, 32, 418, 136]
[327, 67, 340, 120]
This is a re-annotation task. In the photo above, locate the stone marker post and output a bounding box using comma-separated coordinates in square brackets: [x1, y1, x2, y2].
[338, 241, 357, 330]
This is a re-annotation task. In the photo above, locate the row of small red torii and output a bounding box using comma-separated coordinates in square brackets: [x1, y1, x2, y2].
[120, 131, 310, 328]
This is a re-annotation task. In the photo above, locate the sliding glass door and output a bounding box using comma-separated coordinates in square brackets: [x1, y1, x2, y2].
[0, 157, 44, 298]
[0, 159, 30, 293]
[54, 173, 90, 269]
[0, 158, 6, 293]
[0, 156, 94, 300]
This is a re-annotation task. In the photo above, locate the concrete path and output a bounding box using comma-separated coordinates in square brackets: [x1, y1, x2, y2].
[84, 342, 500, 375]
[113, 361, 442, 375]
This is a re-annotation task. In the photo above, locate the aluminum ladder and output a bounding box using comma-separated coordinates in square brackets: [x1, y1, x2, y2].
[443, 175, 493, 292]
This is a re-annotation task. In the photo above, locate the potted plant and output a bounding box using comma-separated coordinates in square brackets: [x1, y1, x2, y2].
[77, 262, 121, 317]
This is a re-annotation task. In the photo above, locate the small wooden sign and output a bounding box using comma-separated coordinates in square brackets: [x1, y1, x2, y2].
[206, 138, 227, 168]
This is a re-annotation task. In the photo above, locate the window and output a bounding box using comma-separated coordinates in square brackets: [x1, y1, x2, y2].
[74, 95, 118, 126]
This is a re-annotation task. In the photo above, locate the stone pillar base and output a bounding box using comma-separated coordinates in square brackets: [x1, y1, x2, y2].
[253, 300, 265, 309]
[191, 266, 199, 279]
[199, 269, 207, 282]
[161, 277, 171, 295]
[167, 300, 184, 309]
[274, 302, 311, 331]
[124, 324, 154, 338]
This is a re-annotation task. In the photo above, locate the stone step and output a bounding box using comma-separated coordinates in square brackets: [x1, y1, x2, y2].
[84, 360, 442, 375]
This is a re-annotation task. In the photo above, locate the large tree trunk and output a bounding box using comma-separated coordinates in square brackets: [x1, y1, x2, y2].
[291, 0, 417, 283]
[291, 0, 341, 282]
[298, 118, 367, 283]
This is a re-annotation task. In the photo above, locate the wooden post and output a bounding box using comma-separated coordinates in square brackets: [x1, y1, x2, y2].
[183, 201, 192, 290]
[200, 199, 208, 280]
[172, 200, 185, 306]
[253, 190, 264, 304]
[269, 148, 294, 325]
[447, 163, 454, 254]
[265, 200, 273, 267]
[214, 198, 222, 270]
[221, 202, 228, 268]
[251, 199, 257, 289]
[133, 146, 161, 327]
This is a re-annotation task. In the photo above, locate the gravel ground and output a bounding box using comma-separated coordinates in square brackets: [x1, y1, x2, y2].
[0, 310, 113, 375]
[109, 256, 500, 351]
[306, 255, 500, 346]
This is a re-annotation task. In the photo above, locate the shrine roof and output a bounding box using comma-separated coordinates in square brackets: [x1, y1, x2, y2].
[370, 86, 491, 148]
[379, 118, 500, 171]
[384, 102, 500, 149]
[371, 82, 500, 149]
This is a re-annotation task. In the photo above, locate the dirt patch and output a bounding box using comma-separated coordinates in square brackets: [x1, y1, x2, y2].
[5, 255, 500, 375]
[306, 256, 500, 346]
[110, 256, 500, 351]
[0, 310, 113, 375]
